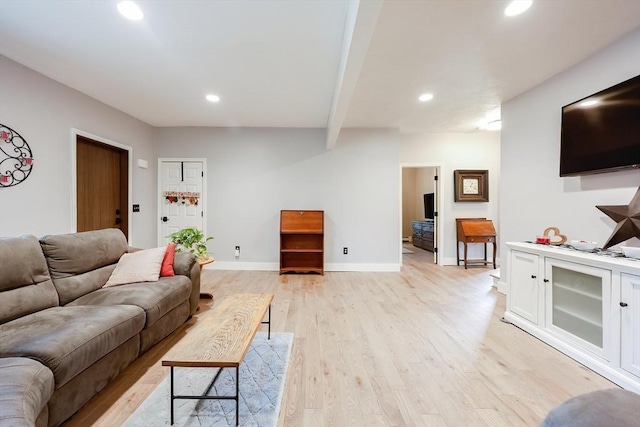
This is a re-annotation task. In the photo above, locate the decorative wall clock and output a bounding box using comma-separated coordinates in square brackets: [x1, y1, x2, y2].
[454, 170, 489, 202]
[0, 124, 34, 187]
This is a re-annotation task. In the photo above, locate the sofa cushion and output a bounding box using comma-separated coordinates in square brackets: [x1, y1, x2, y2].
[0, 235, 59, 324]
[39, 228, 128, 304]
[104, 246, 166, 287]
[161, 243, 176, 277]
[0, 357, 54, 427]
[0, 305, 145, 388]
[67, 275, 192, 328]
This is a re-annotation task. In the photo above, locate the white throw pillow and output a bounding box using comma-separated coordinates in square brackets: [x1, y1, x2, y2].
[104, 246, 167, 287]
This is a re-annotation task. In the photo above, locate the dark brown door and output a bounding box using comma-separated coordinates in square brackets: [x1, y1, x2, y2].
[76, 135, 128, 237]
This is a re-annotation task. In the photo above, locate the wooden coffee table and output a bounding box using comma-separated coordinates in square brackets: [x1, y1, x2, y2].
[162, 293, 273, 426]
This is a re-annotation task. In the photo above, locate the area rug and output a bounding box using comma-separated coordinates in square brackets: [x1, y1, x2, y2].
[123, 332, 293, 427]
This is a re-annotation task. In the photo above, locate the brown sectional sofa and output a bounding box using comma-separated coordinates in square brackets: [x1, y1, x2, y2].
[0, 228, 201, 427]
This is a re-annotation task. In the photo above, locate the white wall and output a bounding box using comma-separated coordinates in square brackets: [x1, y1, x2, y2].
[400, 132, 501, 265]
[154, 127, 401, 271]
[0, 56, 157, 247]
[500, 29, 640, 286]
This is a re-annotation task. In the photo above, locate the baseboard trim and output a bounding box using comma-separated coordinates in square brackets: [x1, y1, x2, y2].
[326, 263, 400, 272]
[207, 262, 278, 271]
[206, 262, 401, 272]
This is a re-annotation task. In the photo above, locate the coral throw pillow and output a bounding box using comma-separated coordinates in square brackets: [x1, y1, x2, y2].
[161, 243, 176, 277]
[104, 246, 167, 287]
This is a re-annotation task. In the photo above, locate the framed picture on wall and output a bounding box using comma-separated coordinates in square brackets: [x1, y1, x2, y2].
[454, 170, 488, 202]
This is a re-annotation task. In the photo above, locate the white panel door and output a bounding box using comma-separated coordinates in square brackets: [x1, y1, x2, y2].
[159, 160, 204, 245]
[621, 273, 640, 378]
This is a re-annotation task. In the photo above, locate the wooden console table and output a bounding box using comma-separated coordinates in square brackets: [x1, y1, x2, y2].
[456, 218, 497, 269]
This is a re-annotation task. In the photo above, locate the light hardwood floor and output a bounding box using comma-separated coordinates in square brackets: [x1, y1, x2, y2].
[64, 252, 617, 426]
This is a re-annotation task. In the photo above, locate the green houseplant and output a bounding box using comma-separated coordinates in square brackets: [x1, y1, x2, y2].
[168, 227, 213, 260]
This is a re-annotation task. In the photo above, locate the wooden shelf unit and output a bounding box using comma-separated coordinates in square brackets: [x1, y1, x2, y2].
[280, 210, 324, 275]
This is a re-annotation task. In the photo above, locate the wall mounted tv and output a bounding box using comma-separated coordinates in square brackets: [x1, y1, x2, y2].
[423, 193, 435, 219]
[560, 74, 640, 177]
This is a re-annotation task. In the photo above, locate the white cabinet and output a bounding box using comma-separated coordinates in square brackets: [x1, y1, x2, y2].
[505, 242, 640, 392]
[621, 273, 640, 378]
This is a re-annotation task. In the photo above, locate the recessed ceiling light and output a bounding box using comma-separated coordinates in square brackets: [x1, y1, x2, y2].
[117, 1, 144, 21]
[206, 94, 220, 103]
[418, 93, 434, 102]
[504, 0, 533, 16]
[580, 99, 599, 107]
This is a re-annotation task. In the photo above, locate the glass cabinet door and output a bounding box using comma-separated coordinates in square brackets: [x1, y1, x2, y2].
[544, 258, 611, 360]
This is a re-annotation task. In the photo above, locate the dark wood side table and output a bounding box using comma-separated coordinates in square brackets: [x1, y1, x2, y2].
[456, 218, 497, 269]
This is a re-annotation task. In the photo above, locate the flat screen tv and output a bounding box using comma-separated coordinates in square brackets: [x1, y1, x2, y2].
[560, 74, 640, 177]
[423, 193, 434, 219]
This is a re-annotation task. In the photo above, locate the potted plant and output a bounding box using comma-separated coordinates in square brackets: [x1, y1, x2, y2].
[168, 227, 213, 260]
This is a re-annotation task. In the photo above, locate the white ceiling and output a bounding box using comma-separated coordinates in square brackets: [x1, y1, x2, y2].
[1, 0, 639, 135]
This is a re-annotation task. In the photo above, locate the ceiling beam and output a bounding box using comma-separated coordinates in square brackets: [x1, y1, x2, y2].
[325, 0, 383, 150]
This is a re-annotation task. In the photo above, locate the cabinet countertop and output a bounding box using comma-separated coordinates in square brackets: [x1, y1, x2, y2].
[507, 241, 639, 271]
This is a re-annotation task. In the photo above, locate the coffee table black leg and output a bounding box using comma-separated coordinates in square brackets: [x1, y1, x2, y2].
[170, 367, 175, 425]
[261, 304, 271, 340]
[235, 366, 240, 426]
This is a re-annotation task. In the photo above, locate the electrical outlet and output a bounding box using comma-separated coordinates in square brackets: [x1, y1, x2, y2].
[343, 247, 348, 255]
[235, 246, 240, 257]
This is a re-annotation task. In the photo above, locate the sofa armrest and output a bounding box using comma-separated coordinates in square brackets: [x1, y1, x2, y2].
[173, 252, 200, 315]
[0, 357, 54, 427]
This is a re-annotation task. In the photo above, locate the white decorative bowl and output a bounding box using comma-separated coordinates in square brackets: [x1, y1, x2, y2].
[570, 240, 598, 251]
[621, 246, 640, 259]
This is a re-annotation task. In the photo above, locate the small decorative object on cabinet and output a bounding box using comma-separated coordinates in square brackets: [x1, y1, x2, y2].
[543, 226, 567, 245]
[505, 242, 640, 392]
[412, 219, 434, 252]
[596, 187, 640, 249]
[453, 170, 488, 202]
[455, 218, 496, 269]
[280, 210, 324, 275]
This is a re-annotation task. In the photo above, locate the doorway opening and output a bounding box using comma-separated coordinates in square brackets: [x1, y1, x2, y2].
[401, 165, 441, 266]
[72, 130, 132, 241]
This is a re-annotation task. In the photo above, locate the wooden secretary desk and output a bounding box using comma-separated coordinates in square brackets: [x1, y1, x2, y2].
[279, 210, 324, 275]
[455, 218, 497, 269]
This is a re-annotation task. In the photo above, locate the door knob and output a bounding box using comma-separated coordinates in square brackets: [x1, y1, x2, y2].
[162, 216, 169, 222]
[115, 209, 121, 215]
[115, 218, 121, 224]
[620, 302, 628, 307]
